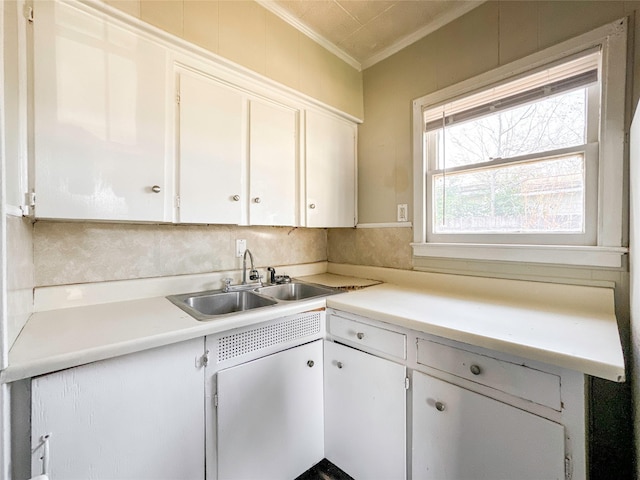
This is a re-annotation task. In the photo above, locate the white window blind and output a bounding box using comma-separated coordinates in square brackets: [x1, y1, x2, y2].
[424, 50, 600, 132]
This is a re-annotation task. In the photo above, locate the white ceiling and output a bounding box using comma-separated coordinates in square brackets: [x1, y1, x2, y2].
[258, 0, 485, 70]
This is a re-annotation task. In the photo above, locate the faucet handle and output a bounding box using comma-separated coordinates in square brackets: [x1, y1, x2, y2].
[249, 270, 260, 281]
[222, 278, 233, 291]
[266, 267, 276, 284]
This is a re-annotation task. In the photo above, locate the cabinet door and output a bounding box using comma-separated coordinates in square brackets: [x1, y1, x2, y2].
[217, 340, 324, 480]
[412, 371, 565, 480]
[248, 99, 298, 226]
[31, 339, 205, 480]
[324, 341, 406, 479]
[33, 1, 169, 221]
[178, 71, 244, 224]
[305, 110, 356, 227]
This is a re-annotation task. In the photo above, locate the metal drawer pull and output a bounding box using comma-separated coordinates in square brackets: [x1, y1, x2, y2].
[307, 360, 314, 368]
[309, 203, 316, 209]
[470, 364, 482, 375]
[356, 332, 365, 340]
[151, 185, 161, 193]
[337, 361, 343, 369]
[435, 401, 446, 412]
[232, 195, 240, 201]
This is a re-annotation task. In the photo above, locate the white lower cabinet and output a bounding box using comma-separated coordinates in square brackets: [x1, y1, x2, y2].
[412, 371, 566, 480]
[324, 341, 407, 479]
[25, 310, 584, 480]
[30, 338, 206, 480]
[216, 340, 324, 480]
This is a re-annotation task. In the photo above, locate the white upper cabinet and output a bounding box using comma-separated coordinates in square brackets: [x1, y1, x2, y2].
[30, 0, 359, 225]
[33, 1, 171, 221]
[248, 99, 298, 226]
[176, 68, 298, 226]
[305, 110, 357, 228]
[177, 70, 244, 224]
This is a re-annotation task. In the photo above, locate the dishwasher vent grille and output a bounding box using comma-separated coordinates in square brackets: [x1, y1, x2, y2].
[217, 312, 321, 362]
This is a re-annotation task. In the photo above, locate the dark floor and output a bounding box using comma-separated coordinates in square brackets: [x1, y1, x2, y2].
[295, 458, 354, 480]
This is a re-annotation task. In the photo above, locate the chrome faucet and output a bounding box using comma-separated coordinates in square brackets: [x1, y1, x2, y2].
[242, 249, 260, 285]
[266, 266, 291, 285]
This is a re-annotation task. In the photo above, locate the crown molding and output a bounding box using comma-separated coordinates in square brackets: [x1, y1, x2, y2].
[256, 0, 362, 71]
[361, 1, 486, 69]
[257, 1, 485, 72]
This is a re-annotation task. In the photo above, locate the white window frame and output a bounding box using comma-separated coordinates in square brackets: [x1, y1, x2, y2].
[412, 18, 628, 268]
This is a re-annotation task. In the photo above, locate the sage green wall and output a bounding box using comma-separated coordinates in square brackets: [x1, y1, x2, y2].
[103, 0, 363, 119]
[348, 2, 640, 477]
[359, 0, 640, 223]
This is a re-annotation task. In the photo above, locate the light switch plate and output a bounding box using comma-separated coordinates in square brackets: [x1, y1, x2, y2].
[397, 204, 408, 222]
[236, 239, 246, 258]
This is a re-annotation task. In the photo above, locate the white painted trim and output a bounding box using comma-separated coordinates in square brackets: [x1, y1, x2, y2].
[34, 262, 329, 311]
[412, 18, 628, 265]
[5, 204, 22, 217]
[256, 0, 362, 71]
[258, 0, 486, 71]
[411, 243, 627, 268]
[356, 222, 412, 229]
[360, 1, 486, 70]
[0, 385, 9, 480]
[0, 0, 8, 370]
[0, 2, 11, 477]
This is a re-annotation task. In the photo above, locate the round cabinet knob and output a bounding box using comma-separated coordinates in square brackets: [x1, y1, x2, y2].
[337, 361, 343, 369]
[435, 401, 446, 412]
[151, 185, 161, 193]
[309, 203, 316, 209]
[470, 364, 482, 376]
[307, 360, 314, 368]
[232, 195, 240, 202]
[254, 197, 261, 204]
[356, 332, 365, 340]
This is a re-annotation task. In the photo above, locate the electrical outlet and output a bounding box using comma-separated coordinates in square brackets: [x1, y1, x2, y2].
[236, 239, 246, 258]
[397, 204, 408, 222]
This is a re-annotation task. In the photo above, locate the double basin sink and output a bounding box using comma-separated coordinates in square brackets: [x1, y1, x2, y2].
[167, 282, 339, 321]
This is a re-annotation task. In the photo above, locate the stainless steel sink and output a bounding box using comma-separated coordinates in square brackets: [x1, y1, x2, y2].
[254, 282, 337, 301]
[168, 290, 277, 321]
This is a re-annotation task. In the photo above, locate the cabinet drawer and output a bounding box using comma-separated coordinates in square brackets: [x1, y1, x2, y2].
[330, 315, 406, 359]
[417, 339, 561, 410]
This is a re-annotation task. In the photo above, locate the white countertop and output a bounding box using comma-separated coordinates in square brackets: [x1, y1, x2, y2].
[1, 271, 626, 384]
[327, 282, 625, 382]
[2, 295, 326, 383]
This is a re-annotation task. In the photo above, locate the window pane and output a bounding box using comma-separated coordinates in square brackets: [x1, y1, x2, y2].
[433, 155, 585, 234]
[436, 89, 587, 169]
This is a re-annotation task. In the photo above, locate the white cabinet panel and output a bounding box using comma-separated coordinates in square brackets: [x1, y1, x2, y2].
[417, 338, 561, 410]
[305, 110, 356, 227]
[329, 314, 407, 359]
[324, 341, 406, 479]
[249, 99, 298, 226]
[31, 339, 205, 480]
[178, 71, 244, 224]
[33, 1, 170, 221]
[412, 370, 565, 480]
[217, 340, 324, 479]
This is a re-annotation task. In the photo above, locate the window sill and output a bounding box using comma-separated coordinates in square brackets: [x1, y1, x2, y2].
[411, 243, 628, 268]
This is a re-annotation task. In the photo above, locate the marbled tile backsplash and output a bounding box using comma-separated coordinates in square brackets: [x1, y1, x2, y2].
[34, 222, 327, 287]
[328, 227, 413, 270]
